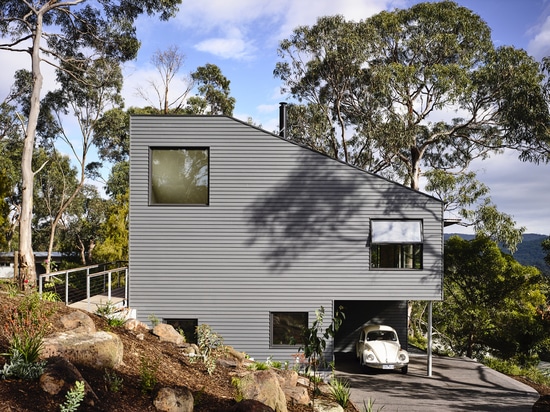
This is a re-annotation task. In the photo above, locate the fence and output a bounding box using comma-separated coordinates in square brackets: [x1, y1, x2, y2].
[38, 261, 128, 312]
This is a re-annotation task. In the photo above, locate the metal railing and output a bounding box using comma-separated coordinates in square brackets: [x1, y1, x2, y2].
[38, 262, 128, 311]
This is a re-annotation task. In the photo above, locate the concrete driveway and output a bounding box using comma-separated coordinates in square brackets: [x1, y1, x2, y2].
[335, 353, 539, 411]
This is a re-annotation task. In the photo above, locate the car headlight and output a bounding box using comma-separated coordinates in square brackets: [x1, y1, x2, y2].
[366, 353, 375, 362]
[398, 353, 407, 362]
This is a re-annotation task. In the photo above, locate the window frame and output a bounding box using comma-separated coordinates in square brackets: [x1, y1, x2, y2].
[270, 311, 308, 347]
[370, 219, 423, 270]
[149, 146, 210, 206]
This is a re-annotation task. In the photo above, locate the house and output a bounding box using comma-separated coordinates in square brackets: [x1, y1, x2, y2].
[129, 115, 444, 362]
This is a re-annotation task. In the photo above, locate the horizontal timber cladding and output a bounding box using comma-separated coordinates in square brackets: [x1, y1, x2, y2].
[129, 115, 444, 360]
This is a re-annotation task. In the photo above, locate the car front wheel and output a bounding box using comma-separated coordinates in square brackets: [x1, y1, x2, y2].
[401, 365, 408, 374]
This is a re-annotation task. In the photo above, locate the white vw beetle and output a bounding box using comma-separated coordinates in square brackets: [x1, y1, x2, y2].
[356, 324, 409, 374]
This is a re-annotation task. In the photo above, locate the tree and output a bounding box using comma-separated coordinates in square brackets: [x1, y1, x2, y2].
[136, 45, 193, 114]
[38, 57, 123, 273]
[543, 237, 550, 268]
[0, 0, 181, 288]
[275, 2, 549, 248]
[187, 63, 236, 115]
[93, 192, 129, 263]
[436, 235, 549, 360]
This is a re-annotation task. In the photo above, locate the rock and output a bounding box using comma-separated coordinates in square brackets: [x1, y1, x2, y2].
[42, 331, 123, 369]
[239, 369, 288, 412]
[180, 343, 198, 356]
[153, 387, 194, 412]
[313, 399, 344, 412]
[58, 311, 96, 334]
[152, 324, 185, 346]
[40, 356, 98, 406]
[124, 318, 149, 332]
[284, 385, 310, 406]
[225, 346, 246, 363]
[226, 399, 275, 412]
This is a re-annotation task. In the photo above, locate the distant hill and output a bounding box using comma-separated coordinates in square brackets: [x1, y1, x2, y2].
[445, 233, 549, 275]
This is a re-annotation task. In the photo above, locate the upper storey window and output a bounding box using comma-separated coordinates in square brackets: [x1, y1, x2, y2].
[150, 148, 209, 205]
[370, 220, 423, 269]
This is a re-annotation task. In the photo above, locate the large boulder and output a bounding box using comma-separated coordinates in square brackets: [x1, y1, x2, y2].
[57, 311, 96, 334]
[153, 387, 194, 412]
[152, 324, 185, 346]
[40, 356, 98, 407]
[42, 331, 123, 369]
[239, 369, 288, 412]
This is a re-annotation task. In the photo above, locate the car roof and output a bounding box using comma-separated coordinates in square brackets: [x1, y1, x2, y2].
[362, 324, 398, 333]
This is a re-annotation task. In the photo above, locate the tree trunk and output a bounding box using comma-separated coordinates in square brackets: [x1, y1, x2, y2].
[18, 13, 45, 290]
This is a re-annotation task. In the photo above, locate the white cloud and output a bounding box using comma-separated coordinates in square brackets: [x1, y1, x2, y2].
[527, 14, 550, 60]
[173, 0, 396, 60]
[0, 45, 58, 100]
[194, 28, 256, 60]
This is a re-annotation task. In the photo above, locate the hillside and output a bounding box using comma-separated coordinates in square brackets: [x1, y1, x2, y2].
[0, 291, 357, 412]
[445, 233, 549, 275]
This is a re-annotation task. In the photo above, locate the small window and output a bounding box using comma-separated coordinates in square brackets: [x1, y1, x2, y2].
[164, 318, 198, 344]
[150, 148, 209, 205]
[370, 220, 423, 269]
[271, 312, 308, 346]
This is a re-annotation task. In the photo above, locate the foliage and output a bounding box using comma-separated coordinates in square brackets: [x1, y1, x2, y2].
[95, 300, 126, 327]
[196, 324, 225, 375]
[188, 63, 236, 115]
[435, 235, 550, 359]
[329, 377, 351, 408]
[300, 306, 345, 396]
[59, 380, 86, 412]
[543, 237, 550, 268]
[92, 192, 129, 263]
[483, 357, 550, 387]
[231, 377, 244, 402]
[148, 314, 161, 327]
[139, 356, 158, 394]
[275, 1, 548, 250]
[362, 399, 384, 412]
[104, 369, 124, 393]
[0, 0, 182, 289]
[0, 349, 46, 380]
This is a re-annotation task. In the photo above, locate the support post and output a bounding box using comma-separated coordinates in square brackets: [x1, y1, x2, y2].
[427, 301, 433, 376]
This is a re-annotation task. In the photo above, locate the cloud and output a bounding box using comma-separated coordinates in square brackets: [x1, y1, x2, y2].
[194, 27, 256, 60]
[527, 15, 550, 60]
[173, 0, 396, 60]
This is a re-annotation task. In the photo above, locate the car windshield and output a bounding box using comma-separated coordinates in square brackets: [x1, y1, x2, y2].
[367, 330, 397, 341]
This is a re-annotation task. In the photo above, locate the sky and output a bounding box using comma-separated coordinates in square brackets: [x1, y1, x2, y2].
[1, 0, 550, 235]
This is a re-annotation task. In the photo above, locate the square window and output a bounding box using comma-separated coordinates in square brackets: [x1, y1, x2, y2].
[370, 220, 423, 269]
[271, 312, 308, 346]
[150, 148, 209, 205]
[164, 318, 198, 344]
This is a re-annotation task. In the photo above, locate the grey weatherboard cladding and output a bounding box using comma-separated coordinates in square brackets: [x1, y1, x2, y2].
[129, 115, 444, 360]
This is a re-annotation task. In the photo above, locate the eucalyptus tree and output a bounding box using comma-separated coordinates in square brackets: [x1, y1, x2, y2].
[38, 58, 124, 273]
[187, 63, 236, 115]
[438, 236, 550, 361]
[0, 0, 181, 287]
[275, 1, 550, 249]
[136, 45, 193, 114]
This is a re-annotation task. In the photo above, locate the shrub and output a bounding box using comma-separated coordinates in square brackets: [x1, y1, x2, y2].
[0, 349, 46, 380]
[104, 368, 124, 393]
[139, 356, 158, 394]
[329, 377, 351, 408]
[60, 381, 85, 412]
[196, 324, 225, 375]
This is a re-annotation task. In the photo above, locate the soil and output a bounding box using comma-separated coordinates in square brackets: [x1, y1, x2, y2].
[0, 292, 359, 412]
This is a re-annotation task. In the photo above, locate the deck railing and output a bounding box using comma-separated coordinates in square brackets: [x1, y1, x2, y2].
[38, 262, 128, 311]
